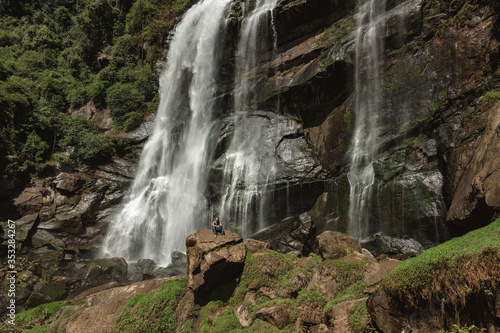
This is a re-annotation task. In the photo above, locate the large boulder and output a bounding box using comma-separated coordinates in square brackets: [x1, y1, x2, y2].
[85, 257, 128, 287]
[14, 213, 39, 243]
[233, 303, 254, 328]
[252, 212, 317, 255]
[255, 304, 292, 329]
[32, 229, 65, 251]
[25, 276, 68, 307]
[55, 173, 85, 193]
[13, 184, 44, 216]
[363, 234, 425, 257]
[313, 231, 362, 259]
[185, 230, 246, 292]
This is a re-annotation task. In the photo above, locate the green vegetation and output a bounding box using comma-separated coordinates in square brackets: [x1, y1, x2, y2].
[404, 133, 426, 149]
[324, 280, 367, 313]
[16, 301, 66, 327]
[383, 219, 500, 307]
[0, 0, 193, 179]
[196, 251, 372, 332]
[348, 300, 374, 333]
[0, 300, 69, 332]
[110, 278, 187, 333]
[478, 90, 500, 106]
[439, 324, 485, 333]
[435, 1, 479, 36]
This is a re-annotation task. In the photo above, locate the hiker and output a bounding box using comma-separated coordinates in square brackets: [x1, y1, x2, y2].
[212, 217, 225, 238]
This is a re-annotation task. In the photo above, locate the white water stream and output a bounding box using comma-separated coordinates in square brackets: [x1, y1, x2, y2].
[103, 0, 280, 264]
[102, 0, 233, 265]
[219, 0, 279, 237]
[347, 0, 386, 240]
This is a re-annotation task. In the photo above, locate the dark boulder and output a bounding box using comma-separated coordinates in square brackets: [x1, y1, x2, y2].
[85, 257, 128, 287]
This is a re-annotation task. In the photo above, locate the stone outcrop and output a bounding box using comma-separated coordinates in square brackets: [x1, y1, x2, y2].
[255, 304, 292, 329]
[186, 230, 267, 292]
[313, 230, 362, 259]
[447, 103, 500, 233]
[85, 257, 128, 287]
[252, 212, 317, 255]
[233, 303, 254, 328]
[368, 285, 500, 333]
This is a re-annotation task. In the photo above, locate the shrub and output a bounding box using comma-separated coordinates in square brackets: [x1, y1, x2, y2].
[106, 82, 144, 127]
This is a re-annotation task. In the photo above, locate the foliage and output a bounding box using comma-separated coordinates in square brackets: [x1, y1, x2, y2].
[324, 280, 367, 313]
[110, 278, 187, 333]
[383, 219, 500, 307]
[14, 301, 67, 330]
[0, 0, 184, 179]
[349, 300, 375, 333]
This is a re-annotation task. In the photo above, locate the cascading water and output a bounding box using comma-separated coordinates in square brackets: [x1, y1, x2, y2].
[218, 0, 279, 237]
[347, 0, 386, 240]
[102, 0, 232, 265]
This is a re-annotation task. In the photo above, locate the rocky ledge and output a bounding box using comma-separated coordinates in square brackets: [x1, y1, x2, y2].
[5, 221, 500, 332]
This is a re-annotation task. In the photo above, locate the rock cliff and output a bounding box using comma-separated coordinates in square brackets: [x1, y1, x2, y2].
[2, 0, 500, 323]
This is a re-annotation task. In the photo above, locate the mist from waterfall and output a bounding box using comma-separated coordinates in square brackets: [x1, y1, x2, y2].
[102, 0, 232, 266]
[219, 0, 279, 237]
[347, 0, 386, 240]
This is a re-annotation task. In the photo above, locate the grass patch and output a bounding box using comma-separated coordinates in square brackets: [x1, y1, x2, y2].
[324, 280, 367, 313]
[319, 257, 367, 292]
[16, 301, 67, 329]
[110, 278, 187, 333]
[348, 300, 373, 333]
[231, 251, 296, 305]
[383, 219, 500, 307]
[198, 305, 241, 333]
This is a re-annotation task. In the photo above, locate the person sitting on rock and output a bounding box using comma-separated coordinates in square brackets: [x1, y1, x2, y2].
[212, 217, 225, 238]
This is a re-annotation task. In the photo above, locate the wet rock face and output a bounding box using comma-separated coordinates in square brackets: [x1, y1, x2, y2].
[446, 103, 500, 234]
[209, 111, 326, 233]
[252, 212, 317, 255]
[85, 257, 128, 287]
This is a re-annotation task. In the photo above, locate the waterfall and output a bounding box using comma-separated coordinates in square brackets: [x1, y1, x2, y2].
[102, 0, 232, 266]
[347, 0, 386, 240]
[218, 0, 279, 237]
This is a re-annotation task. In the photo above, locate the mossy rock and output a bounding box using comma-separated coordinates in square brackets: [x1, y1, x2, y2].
[25, 281, 67, 307]
[85, 257, 127, 286]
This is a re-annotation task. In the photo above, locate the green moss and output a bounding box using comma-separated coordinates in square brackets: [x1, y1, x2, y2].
[14, 301, 67, 330]
[431, 90, 448, 114]
[317, 13, 356, 48]
[231, 251, 296, 305]
[230, 319, 283, 332]
[439, 324, 483, 333]
[110, 278, 187, 333]
[179, 319, 194, 333]
[435, 1, 479, 36]
[319, 258, 367, 292]
[198, 305, 242, 333]
[23, 326, 50, 333]
[478, 90, 500, 105]
[324, 280, 367, 313]
[384, 219, 500, 306]
[387, 39, 419, 58]
[348, 300, 373, 333]
[404, 133, 426, 149]
[280, 63, 305, 76]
